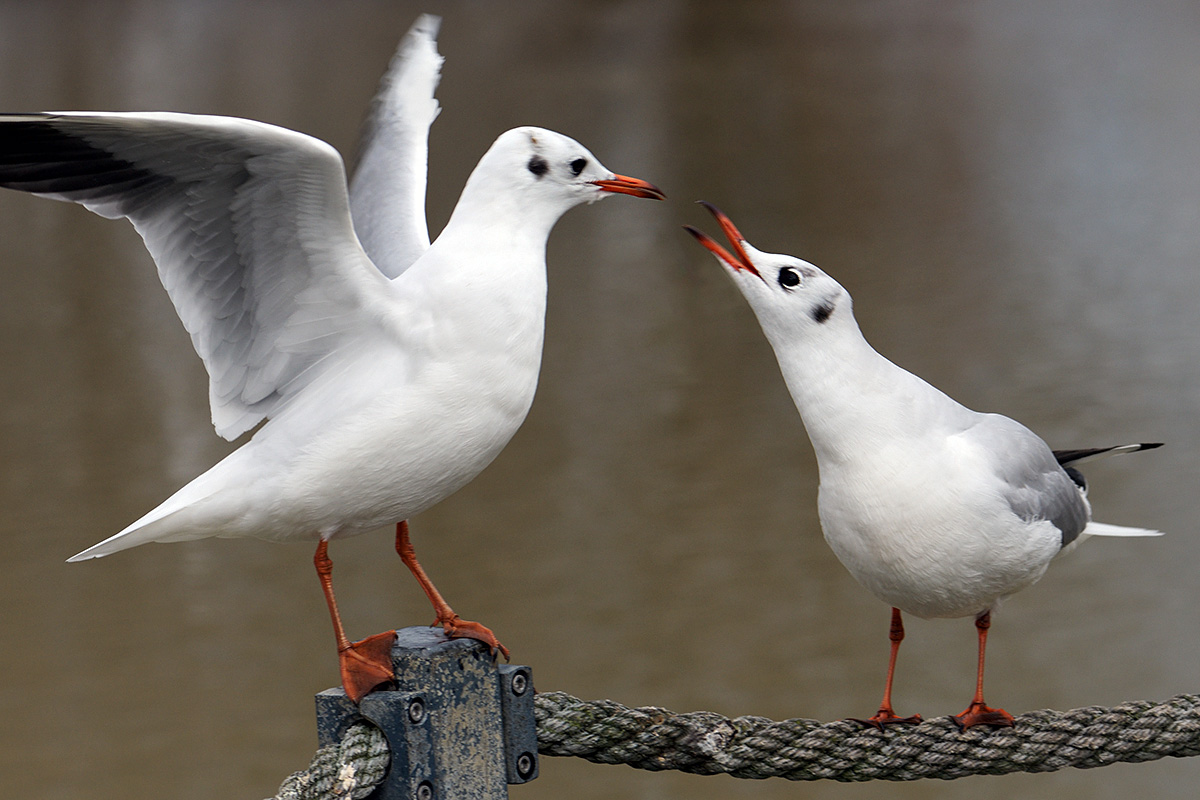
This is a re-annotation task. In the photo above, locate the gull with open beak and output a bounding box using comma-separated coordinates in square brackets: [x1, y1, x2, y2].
[686, 202, 1160, 729]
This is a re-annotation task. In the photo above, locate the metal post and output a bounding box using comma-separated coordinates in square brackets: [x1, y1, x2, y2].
[316, 626, 537, 800]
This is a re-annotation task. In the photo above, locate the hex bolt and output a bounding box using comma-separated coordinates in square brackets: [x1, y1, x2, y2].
[415, 780, 433, 800]
[510, 670, 528, 696]
[516, 752, 536, 780]
[407, 697, 426, 725]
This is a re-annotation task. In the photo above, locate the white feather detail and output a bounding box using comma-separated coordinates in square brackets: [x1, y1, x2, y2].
[1082, 522, 1164, 537]
[349, 14, 443, 279]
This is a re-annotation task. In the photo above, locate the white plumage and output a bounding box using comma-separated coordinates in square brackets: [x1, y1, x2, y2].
[0, 16, 664, 701]
[687, 202, 1160, 728]
[350, 13, 443, 279]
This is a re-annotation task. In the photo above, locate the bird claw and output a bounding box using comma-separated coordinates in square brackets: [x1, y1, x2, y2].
[338, 629, 397, 703]
[434, 614, 510, 661]
[952, 701, 1014, 730]
[851, 709, 923, 730]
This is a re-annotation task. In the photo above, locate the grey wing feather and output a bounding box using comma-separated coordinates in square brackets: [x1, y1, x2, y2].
[0, 111, 390, 440]
[349, 14, 443, 279]
[970, 414, 1090, 547]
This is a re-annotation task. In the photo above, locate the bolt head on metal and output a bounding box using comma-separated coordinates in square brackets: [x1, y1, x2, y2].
[510, 671, 528, 696]
[415, 780, 433, 800]
[407, 697, 426, 725]
[516, 752, 535, 779]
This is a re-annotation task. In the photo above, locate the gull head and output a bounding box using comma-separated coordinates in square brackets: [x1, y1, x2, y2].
[461, 127, 664, 223]
[685, 202, 851, 342]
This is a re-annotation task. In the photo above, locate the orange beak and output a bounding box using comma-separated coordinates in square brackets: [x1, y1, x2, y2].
[683, 201, 761, 279]
[591, 174, 667, 201]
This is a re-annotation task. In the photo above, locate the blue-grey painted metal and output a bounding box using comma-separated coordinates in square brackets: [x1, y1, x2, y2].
[497, 665, 538, 783]
[358, 690, 435, 800]
[315, 626, 536, 799]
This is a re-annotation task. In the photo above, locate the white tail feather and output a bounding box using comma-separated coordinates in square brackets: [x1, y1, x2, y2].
[66, 509, 184, 561]
[1083, 521, 1163, 538]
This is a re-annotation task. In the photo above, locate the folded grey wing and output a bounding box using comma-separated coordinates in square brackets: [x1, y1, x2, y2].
[0, 112, 391, 440]
[971, 414, 1090, 548]
[349, 14, 443, 279]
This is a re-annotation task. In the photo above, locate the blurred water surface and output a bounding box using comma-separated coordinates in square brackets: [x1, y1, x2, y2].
[1, 2, 1198, 798]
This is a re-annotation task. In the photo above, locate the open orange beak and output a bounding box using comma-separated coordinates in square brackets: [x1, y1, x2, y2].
[683, 201, 762, 279]
[591, 174, 667, 200]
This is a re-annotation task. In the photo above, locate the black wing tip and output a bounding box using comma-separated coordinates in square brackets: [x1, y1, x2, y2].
[1063, 465, 1087, 492]
[0, 116, 175, 198]
[1053, 442, 1165, 466]
[0, 112, 73, 124]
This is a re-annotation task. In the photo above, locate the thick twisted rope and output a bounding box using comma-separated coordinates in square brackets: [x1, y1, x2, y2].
[269, 691, 1200, 797]
[269, 722, 389, 800]
[534, 691, 1200, 781]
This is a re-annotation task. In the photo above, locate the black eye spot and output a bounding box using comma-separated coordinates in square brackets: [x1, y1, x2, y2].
[812, 300, 835, 324]
[527, 156, 548, 178]
[570, 158, 587, 176]
[778, 267, 801, 288]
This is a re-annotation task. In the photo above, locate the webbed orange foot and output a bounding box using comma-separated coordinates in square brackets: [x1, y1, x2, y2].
[952, 701, 1014, 730]
[338, 629, 396, 703]
[436, 614, 510, 661]
[852, 709, 923, 730]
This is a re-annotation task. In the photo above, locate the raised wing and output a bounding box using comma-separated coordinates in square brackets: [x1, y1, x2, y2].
[0, 112, 393, 440]
[349, 14, 443, 278]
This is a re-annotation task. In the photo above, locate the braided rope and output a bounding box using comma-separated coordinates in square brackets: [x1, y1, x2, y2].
[268, 722, 390, 800]
[534, 691, 1200, 781]
[268, 691, 1200, 797]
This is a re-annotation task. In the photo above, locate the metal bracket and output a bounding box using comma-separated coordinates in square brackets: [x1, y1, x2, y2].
[315, 626, 537, 799]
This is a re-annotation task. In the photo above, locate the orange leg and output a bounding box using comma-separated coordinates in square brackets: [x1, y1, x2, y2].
[854, 607, 922, 728]
[952, 611, 1015, 729]
[314, 540, 396, 703]
[395, 521, 509, 660]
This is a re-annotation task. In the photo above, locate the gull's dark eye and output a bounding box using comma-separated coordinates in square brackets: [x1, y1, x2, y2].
[778, 267, 801, 289]
[569, 158, 587, 176]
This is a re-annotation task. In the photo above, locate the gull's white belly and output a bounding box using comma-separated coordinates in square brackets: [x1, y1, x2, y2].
[817, 460, 1062, 619]
[176, 354, 537, 544]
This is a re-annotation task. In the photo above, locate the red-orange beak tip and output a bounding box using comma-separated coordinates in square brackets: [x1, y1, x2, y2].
[591, 174, 666, 201]
[687, 202, 762, 278]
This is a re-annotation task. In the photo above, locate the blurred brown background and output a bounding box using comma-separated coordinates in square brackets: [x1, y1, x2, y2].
[0, 2, 1197, 798]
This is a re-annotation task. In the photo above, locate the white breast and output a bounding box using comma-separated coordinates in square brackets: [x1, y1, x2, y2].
[816, 440, 1062, 619]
